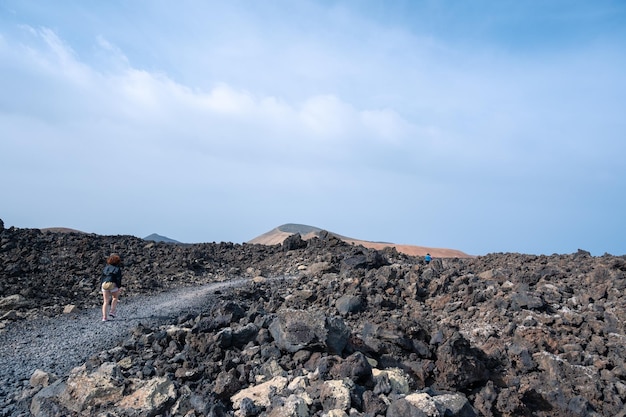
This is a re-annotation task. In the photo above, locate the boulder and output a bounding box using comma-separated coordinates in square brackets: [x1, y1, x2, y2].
[117, 377, 176, 415]
[0, 294, 29, 310]
[283, 233, 308, 251]
[435, 332, 490, 390]
[60, 363, 125, 412]
[30, 380, 68, 417]
[29, 369, 56, 388]
[335, 294, 363, 315]
[269, 309, 349, 355]
[320, 380, 351, 412]
[231, 376, 288, 410]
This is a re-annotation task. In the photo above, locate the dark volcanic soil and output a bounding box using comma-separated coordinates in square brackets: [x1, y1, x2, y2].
[1, 222, 625, 417]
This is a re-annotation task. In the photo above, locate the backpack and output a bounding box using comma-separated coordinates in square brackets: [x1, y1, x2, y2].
[102, 265, 119, 282]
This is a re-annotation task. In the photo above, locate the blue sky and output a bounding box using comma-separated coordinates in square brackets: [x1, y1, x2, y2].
[1, 1, 625, 256]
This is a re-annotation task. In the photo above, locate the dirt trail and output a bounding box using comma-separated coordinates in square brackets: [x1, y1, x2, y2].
[0, 279, 246, 388]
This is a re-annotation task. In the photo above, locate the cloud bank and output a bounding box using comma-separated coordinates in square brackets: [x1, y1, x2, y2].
[1, 1, 625, 255]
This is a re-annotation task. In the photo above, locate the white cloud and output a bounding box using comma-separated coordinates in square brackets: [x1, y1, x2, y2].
[197, 84, 255, 115]
[298, 94, 358, 139]
[360, 108, 413, 144]
[31, 27, 93, 86]
[95, 35, 130, 69]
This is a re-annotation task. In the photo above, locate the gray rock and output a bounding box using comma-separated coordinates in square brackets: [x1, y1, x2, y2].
[335, 294, 363, 315]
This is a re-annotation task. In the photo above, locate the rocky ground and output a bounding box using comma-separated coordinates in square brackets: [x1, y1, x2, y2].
[1, 219, 625, 416]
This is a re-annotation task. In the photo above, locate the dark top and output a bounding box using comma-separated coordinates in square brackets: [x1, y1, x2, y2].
[101, 264, 122, 288]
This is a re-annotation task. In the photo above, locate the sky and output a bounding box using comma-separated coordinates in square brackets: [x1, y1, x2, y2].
[1, 0, 625, 256]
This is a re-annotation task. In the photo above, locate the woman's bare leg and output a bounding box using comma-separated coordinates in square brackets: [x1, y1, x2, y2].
[102, 291, 111, 320]
[110, 289, 121, 316]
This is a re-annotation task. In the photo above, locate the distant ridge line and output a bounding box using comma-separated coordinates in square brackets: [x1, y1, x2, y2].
[37, 223, 471, 257]
[40, 227, 85, 234]
[249, 223, 473, 258]
[143, 233, 181, 244]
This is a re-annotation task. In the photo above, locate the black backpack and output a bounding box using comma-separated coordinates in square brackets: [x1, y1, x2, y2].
[102, 265, 119, 282]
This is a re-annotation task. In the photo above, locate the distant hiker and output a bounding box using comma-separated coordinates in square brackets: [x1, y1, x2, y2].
[101, 253, 122, 322]
[425, 253, 432, 264]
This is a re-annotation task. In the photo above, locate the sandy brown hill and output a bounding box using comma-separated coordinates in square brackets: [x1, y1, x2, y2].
[248, 223, 472, 258]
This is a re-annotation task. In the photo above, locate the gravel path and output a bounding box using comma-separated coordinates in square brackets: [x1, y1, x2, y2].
[0, 279, 247, 400]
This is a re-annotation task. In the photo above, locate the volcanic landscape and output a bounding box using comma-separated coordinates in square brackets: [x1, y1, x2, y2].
[0, 219, 625, 417]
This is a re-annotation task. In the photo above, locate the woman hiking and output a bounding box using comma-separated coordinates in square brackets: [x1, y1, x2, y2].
[100, 253, 123, 322]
